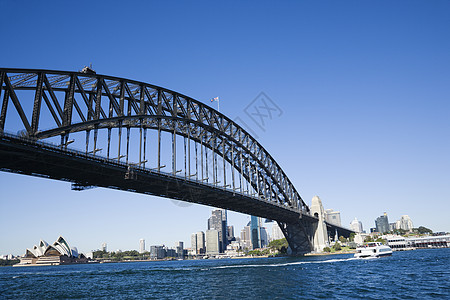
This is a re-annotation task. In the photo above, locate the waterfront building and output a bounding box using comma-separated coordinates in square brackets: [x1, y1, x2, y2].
[0, 254, 14, 260]
[191, 231, 206, 255]
[101, 242, 107, 252]
[196, 231, 205, 254]
[272, 222, 284, 241]
[250, 216, 263, 249]
[385, 234, 408, 250]
[260, 227, 269, 248]
[398, 215, 414, 231]
[375, 213, 389, 233]
[406, 234, 450, 248]
[208, 209, 227, 252]
[191, 233, 197, 253]
[350, 218, 363, 233]
[176, 241, 184, 259]
[18, 236, 87, 266]
[206, 229, 220, 254]
[150, 245, 165, 259]
[389, 222, 397, 231]
[395, 220, 401, 230]
[325, 209, 342, 226]
[166, 248, 176, 258]
[139, 239, 145, 254]
[227, 225, 235, 244]
[240, 225, 252, 250]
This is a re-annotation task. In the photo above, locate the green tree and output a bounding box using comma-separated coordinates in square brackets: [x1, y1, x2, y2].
[364, 236, 374, 242]
[268, 238, 289, 254]
[0, 259, 20, 266]
[414, 226, 433, 235]
[375, 237, 386, 244]
[339, 236, 347, 243]
[93, 250, 108, 259]
[349, 233, 356, 242]
[333, 242, 342, 251]
[394, 228, 407, 236]
[323, 247, 331, 253]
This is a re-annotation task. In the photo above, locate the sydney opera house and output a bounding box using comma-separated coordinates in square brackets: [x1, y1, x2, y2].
[17, 236, 88, 266]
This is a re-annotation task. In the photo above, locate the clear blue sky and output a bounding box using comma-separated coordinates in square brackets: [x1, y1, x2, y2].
[1, 0, 449, 255]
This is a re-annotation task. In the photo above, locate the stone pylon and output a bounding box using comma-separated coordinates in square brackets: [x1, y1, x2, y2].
[310, 195, 329, 252]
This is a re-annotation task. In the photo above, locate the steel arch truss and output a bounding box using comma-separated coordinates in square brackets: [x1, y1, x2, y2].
[0, 68, 309, 216]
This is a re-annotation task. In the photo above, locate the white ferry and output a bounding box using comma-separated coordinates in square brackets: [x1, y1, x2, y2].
[354, 242, 393, 258]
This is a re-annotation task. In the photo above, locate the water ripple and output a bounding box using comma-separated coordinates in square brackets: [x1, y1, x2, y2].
[1, 249, 449, 299]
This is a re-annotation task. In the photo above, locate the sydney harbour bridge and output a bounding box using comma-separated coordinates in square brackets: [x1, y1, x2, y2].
[0, 68, 352, 254]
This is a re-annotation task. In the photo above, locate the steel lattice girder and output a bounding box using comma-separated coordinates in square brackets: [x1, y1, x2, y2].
[0, 68, 309, 213]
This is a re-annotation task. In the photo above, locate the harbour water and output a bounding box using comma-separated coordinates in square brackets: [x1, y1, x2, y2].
[1, 248, 449, 299]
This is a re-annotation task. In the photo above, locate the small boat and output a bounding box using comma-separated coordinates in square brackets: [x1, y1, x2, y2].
[354, 242, 392, 258]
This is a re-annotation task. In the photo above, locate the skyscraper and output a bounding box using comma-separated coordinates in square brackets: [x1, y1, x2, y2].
[176, 241, 184, 259]
[350, 218, 363, 233]
[191, 233, 197, 253]
[150, 245, 165, 259]
[375, 213, 389, 233]
[272, 222, 284, 241]
[196, 231, 205, 254]
[260, 227, 269, 248]
[206, 230, 220, 254]
[227, 225, 235, 244]
[399, 215, 414, 231]
[250, 215, 261, 249]
[101, 242, 107, 252]
[139, 239, 145, 254]
[240, 225, 252, 250]
[208, 209, 227, 252]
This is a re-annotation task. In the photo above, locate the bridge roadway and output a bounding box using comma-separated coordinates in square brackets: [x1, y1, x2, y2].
[0, 133, 311, 223]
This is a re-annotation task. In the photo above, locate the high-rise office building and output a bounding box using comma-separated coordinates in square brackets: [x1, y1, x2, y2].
[389, 222, 397, 231]
[176, 241, 184, 259]
[191, 233, 197, 253]
[191, 231, 206, 254]
[260, 227, 269, 248]
[240, 225, 252, 250]
[272, 222, 284, 240]
[150, 245, 165, 259]
[206, 229, 220, 254]
[165, 248, 176, 258]
[208, 209, 227, 252]
[375, 213, 389, 233]
[139, 239, 145, 254]
[350, 218, 363, 233]
[250, 216, 260, 249]
[227, 225, 235, 244]
[399, 215, 414, 231]
[101, 242, 107, 252]
[196, 231, 205, 254]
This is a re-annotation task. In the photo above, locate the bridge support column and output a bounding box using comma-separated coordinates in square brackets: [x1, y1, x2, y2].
[310, 195, 329, 252]
[278, 218, 314, 255]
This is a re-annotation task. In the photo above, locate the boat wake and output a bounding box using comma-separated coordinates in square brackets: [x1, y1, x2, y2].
[203, 257, 360, 270]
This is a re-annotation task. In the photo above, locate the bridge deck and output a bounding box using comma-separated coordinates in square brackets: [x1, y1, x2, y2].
[0, 133, 310, 223]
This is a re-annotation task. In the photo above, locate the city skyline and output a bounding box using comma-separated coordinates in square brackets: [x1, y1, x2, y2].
[1, 1, 449, 255]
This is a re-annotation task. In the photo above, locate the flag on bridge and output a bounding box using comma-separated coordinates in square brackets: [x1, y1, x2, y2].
[210, 97, 219, 102]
